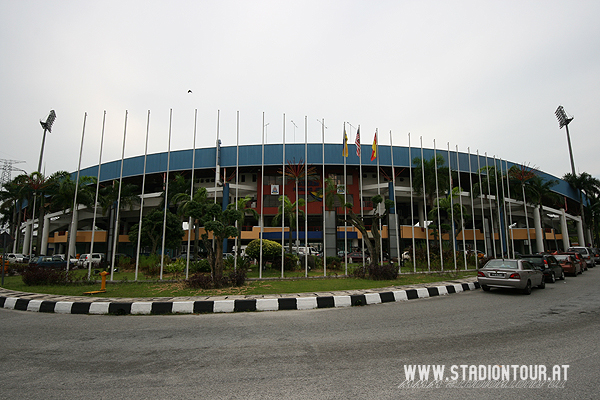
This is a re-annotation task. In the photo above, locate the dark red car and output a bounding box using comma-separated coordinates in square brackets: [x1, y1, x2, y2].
[553, 254, 582, 276]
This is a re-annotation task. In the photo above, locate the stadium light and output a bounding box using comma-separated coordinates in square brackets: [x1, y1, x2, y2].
[555, 105, 576, 176]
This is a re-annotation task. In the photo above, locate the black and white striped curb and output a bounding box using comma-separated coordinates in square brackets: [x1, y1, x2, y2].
[0, 281, 480, 315]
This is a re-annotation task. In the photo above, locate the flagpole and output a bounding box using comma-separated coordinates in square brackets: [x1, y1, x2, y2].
[66, 112, 86, 273]
[504, 159, 515, 258]
[320, 118, 326, 275]
[420, 136, 430, 271]
[433, 139, 443, 271]
[234, 111, 239, 272]
[484, 152, 496, 258]
[456, 145, 467, 269]
[493, 156, 505, 256]
[111, 110, 128, 281]
[408, 133, 416, 272]
[467, 147, 477, 264]
[390, 130, 400, 273]
[304, 115, 308, 277]
[343, 122, 348, 276]
[376, 129, 382, 266]
[135, 110, 150, 281]
[160, 109, 172, 280]
[88, 111, 106, 279]
[448, 142, 457, 270]
[358, 126, 364, 269]
[185, 109, 197, 279]
[281, 113, 286, 278]
[499, 157, 510, 257]
[259, 113, 265, 278]
[477, 150, 488, 257]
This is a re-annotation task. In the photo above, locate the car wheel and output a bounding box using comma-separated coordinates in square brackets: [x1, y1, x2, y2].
[549, 273, 556, 283]
[538, 279, 545, 289]
[559, 270, 565, 280]
[481, 285, 490, 292]
[522, 280, 532, 295]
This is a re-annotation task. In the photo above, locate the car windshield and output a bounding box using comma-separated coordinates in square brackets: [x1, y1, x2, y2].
[520, 257, 543, 266]
[554, 255, 569, 261]
[484, 260, 518, 269]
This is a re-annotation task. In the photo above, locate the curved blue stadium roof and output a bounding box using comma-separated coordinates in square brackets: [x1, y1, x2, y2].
[76, 143, 579, 202]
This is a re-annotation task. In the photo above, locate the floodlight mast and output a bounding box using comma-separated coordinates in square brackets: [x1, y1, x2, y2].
[555, 105, 576, 176]
[37, 110, 56, 172]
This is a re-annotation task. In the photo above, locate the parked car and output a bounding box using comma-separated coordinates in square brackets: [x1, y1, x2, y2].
[6, 253, 26, 264]
[29, 255, 75, 269]
[344, 251, 368, 263]
[589, 247, 600, 265]
[55, 254, 79, 264]
[557, 251, 587, 272]
[520, 254, 564, 283]
[477, 258, 545, 294]
[567, 247, 594, 268]
[553, 254, 582, 276]
[77, 253, 105, 268]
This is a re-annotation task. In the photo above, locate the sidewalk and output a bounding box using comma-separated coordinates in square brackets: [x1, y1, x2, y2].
[0, 277, 480, 315]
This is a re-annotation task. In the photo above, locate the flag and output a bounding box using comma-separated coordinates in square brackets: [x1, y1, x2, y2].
[355, 127, 361, 157]
[342, 128, 348, 157]
[371, 131, 377, 161]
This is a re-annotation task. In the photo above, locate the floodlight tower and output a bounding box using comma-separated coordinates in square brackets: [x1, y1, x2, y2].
[38, 110, 56, 172]
[555, 105, 575, 176]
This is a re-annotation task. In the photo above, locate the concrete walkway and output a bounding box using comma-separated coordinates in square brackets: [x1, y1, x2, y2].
[0, 277, 480, 315]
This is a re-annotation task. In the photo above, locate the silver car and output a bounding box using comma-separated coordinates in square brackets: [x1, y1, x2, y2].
[478, 259, 545, 295]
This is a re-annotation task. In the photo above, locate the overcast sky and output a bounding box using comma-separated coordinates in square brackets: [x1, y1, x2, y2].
[1, 0, 599, 182]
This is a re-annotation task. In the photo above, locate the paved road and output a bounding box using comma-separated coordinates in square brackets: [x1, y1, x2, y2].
[1, 270, 599, 399]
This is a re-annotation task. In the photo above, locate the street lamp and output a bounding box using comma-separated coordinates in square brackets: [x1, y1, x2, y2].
[38, 110, 56, 172]
[555, 106, 575, 176]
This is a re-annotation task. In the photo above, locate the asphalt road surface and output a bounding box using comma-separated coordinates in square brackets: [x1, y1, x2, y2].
[1, 269, 599, 400]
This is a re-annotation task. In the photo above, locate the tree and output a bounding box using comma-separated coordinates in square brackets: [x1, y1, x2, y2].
[129, 209, 184, 254]
[411, 154, 450, 210]
[429, 187, 470, 246]
[321, 177, 392, 266]
[563, 172, 600, 245]
[272, 195, 305, 252]
[98, 180, 140, 260]
[185, 187, 243, 286]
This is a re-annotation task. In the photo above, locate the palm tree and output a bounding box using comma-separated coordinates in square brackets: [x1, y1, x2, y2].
[429, 187, 470, 247]
[411, 154, 450, 210]
[98, 180, 140, 261]
[279, 159, 318, 248]
[563, 172, 600, 245]
[272, 195, 305, 252]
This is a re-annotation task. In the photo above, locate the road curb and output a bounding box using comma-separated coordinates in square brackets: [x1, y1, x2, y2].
[0, 280, 480, 315]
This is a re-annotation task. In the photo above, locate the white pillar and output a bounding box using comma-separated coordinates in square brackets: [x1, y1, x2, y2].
[576, 218, 585, 247]
[68, 209, 79, 257]
[41, 214, 51, 255]
[533, 205, 544, 253]
[22, 220, 31, 255]
[560, 208, 570, 250]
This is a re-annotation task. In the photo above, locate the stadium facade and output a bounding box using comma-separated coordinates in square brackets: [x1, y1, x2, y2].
[20, 142, 586, 261]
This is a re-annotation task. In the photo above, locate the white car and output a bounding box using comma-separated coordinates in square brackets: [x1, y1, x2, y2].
[77, 253, 105, 267]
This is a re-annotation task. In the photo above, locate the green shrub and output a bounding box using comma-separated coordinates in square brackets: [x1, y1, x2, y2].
[138, 254, 161, 277]
[190, 259, 211, 273]
[164, 258, 185, 277]
[245, 239, 282, 260]
[22, 267, 70, 286]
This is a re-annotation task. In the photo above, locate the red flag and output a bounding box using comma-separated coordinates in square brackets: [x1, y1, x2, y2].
[370, 131, 377, 161]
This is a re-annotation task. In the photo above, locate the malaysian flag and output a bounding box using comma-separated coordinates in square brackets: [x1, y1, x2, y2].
[355, 126, 361, 157]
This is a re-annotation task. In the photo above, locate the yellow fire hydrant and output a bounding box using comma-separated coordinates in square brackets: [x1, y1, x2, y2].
[99, 270, 109, 291]
[84, 270, 109, 295]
